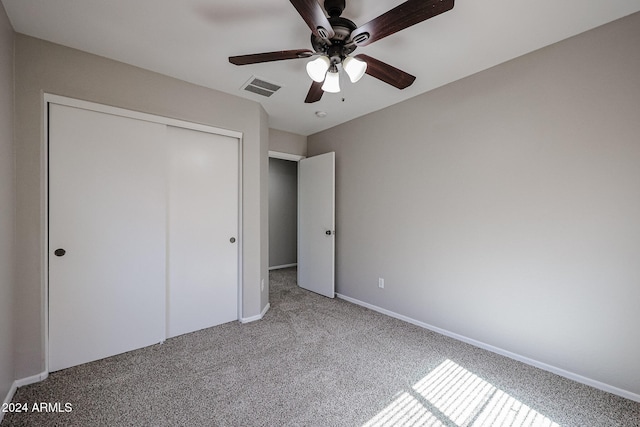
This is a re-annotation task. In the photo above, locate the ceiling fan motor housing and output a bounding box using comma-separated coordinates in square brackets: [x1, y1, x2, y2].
[311, 16, 357, 62]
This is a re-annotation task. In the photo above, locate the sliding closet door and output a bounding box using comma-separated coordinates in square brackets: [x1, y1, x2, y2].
[49, 104, 166, 372]
[167, 126, 239, 338]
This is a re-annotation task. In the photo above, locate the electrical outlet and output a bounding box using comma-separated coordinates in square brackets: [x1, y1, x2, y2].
[378, 278, 384, 289]
[261, 279, 264, 291]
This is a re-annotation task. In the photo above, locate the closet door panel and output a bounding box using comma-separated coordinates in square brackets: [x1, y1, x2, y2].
[167, 126, 239, 338]
[49, 104, 166, 372]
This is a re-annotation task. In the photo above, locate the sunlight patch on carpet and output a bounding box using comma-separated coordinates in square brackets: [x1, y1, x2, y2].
[364, 359, 560, 427]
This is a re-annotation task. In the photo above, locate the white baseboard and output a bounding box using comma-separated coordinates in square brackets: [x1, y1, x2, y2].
[1, 371, 48, 423]
[336, 293, 640, 403]
[14, 371, 49, 388]
[240, 303, 270, 324]
[269, 263, 297, 271]
[1, 382, 17, 424]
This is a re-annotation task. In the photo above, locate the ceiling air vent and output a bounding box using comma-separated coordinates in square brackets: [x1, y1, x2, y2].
[241, 77, 282, 98]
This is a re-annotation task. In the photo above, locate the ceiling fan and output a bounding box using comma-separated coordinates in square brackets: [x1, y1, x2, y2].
[229, 0, 455, 103]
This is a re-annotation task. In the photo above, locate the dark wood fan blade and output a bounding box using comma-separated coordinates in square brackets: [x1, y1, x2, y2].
[351, 0, 454, 47]
[290, 0, 335, 40]
[355, 54, 416, 89]
[229, 49, 314, 65]
[304, 81, 324, 103]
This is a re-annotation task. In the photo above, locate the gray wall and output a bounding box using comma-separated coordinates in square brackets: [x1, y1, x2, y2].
[0, 1, 15, 403]
[269, 158, 298, 268]
[13, 35, 269, 379]
[269, 128, 307, 157]
[308, 12, 640, 397]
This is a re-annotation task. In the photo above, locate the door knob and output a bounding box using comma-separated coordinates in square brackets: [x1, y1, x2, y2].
[54, 248, 66, 257]
[230, 237, 236, 243]
[325, 230, 333, 236]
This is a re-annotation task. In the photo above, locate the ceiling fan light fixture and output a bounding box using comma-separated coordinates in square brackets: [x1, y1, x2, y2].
[322, 67, 341, 93]
[229, 0, 456, 103]
[343, 56, 367, 83]
[306, 56, 331, 82]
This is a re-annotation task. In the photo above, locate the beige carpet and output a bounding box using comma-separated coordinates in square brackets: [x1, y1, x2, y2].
[2, 267, 639, 426]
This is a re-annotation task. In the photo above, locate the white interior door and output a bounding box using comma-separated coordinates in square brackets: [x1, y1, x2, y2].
[167, 126, 239, 338]
[298, 152, 335, 298]
[49, 104, 166, 372]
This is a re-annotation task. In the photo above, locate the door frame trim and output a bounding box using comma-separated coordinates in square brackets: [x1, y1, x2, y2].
[42, 94, 244, 373]
[268, 150, 305, 162]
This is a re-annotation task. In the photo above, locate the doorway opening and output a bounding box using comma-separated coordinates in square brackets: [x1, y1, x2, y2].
[268, 150, 335, 298]
[268, 151, 303, 270]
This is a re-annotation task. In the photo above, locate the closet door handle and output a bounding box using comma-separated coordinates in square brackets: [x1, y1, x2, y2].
[230, 237, 236, 243]
[54, 248, 66, 257]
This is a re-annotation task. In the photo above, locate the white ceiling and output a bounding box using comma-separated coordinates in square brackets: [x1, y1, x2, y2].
[3, 0, 640, 136]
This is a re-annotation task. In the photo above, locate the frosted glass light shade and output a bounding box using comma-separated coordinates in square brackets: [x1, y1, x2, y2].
[322, 70, 340, 93]
[343, 56, 367, 83]
[306, 56, 331, 82]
